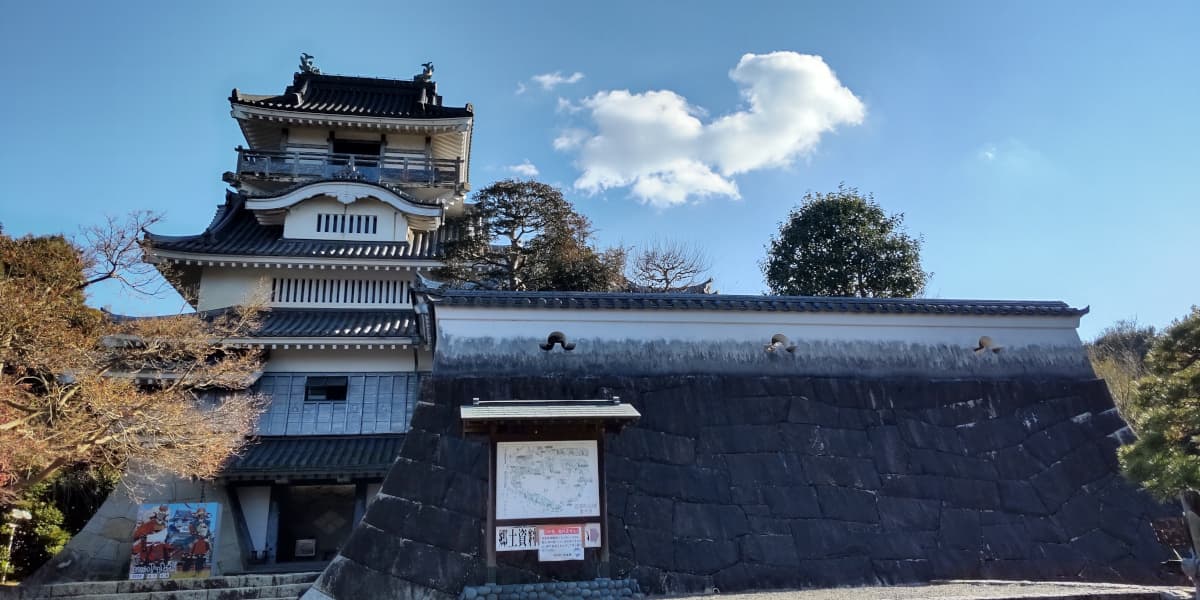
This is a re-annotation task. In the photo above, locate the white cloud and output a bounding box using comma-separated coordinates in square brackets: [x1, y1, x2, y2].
[976, 139, 1043, 172]
[556, 97, 582, 114]
[515, 81, 527, 95]
[553, 128, 589, 151]
[562, 52, 865, 207]
[531, 71, 585, 91]
[505, 160, 540, 177]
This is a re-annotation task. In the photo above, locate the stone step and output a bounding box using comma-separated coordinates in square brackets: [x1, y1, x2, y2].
[12, 572, 318, 599]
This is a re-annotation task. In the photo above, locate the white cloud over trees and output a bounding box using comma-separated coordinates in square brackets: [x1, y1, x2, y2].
[504, 160, 540, 177]
[562, 52, 866, 208]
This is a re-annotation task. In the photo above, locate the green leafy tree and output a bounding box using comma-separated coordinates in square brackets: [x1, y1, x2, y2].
[1118, 307, 1200, 499]
[762, 185, 929, 297]
[436, 180, 626, 291]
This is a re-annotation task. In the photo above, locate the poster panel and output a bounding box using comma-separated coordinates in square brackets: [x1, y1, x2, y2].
[495, 440, 600, 520]
[537, 525, 584, 562]
[128, 502, 220, 580]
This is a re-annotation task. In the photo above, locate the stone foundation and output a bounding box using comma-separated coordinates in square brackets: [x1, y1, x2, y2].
[304, 374, 1180, 599]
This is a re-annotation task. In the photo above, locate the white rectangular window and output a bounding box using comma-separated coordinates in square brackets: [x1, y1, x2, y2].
[316, 213, 378, 235]
[270, 278, 409, 307]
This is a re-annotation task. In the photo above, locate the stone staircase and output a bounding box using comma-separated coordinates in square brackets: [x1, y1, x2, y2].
[3, 571, 318, 600]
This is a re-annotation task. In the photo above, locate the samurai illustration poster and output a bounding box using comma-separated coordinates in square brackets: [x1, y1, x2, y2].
[128, 502, 220, 580]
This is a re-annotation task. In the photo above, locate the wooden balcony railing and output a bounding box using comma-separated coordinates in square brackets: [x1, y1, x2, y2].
[236, 148, 462, 188]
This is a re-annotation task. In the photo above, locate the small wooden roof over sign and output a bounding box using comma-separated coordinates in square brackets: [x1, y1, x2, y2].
[460, 399, 641, 433]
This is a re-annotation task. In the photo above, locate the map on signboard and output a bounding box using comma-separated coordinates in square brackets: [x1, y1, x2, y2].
[496, 440, 600, 520]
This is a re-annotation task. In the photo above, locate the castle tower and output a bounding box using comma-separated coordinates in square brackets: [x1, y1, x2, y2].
[139, 56, 473, 569]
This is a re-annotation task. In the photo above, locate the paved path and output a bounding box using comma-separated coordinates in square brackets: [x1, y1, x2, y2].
[667, 580, 1194, 600]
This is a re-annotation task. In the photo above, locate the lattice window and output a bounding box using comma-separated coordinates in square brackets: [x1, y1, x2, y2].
[271, 278, 409, 306]
[316, 213, 379, 235]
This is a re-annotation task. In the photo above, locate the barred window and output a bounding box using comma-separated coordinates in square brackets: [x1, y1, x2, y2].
[304, 376, 348, 402]
[316, 213, 378, 234]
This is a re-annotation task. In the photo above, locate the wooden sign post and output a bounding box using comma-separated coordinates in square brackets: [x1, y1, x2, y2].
[461, 398, 640, 583]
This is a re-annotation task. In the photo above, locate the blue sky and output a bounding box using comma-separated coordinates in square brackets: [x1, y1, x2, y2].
[1, 1, 1196, 339]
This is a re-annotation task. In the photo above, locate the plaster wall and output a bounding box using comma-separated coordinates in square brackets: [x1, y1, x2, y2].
[197, 269, 271, 311]
[236, 486, 272, 553]
[384, 134, 427, 152]
[433, 308, 1091, 380]
[286, 127, 330, 147]
[436, 307, 1083, 347]
[284, 126, 449, 154]
[282, 196, 409, 242]
[197, 268, 418, 311]
[265, 348, 423, 372]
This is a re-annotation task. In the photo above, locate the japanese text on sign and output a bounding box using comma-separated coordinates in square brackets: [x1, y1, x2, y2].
[495, 525, 538, 552]
[538, 525, 584, 562]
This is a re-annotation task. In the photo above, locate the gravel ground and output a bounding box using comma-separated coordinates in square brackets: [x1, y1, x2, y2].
[666, 580, 1195, 600]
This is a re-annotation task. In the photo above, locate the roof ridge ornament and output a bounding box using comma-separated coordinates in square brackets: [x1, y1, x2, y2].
[415, 61, 434, 82]
[299, 52, 321, 75]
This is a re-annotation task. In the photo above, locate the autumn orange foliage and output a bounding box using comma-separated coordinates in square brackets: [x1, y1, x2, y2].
[0, 216, 266, 503]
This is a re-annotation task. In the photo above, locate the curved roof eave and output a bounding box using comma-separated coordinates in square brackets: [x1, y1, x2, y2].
[244, 180, 444, 218]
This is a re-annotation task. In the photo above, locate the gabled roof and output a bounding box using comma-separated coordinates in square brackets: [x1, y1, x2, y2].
[231, 71, 472, 120]
[245, 308, 420, 339]
[110, 308, 421, 341]
[144, 191, 453, 261]
[422, 289, 1089, 317]
[222, 435, 405, 480]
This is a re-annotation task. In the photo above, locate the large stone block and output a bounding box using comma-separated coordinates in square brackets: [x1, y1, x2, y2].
[800, 456, 882, 489]
[672, 503, 748, 540]
[816, 486, 879, 523]
[625, 494, 673, 530]
[761, 485, 821, 518]
[877, 496, 940, 531]
[740, 534, 800, 567]
[790, 519, 879, 559]
[675, 538, 739, 574]
[699, 424, 782, 454]
[722, 453, 793, 487]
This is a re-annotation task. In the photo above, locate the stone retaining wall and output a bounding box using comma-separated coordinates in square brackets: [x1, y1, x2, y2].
[304, 374, 1179, 599]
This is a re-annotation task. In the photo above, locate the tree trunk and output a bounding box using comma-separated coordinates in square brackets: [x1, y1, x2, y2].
[1180, 491, 1200, 599]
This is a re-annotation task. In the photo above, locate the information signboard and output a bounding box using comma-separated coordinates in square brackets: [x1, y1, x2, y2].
[495, 441, 600, 520]
[537, 525, 584, 562]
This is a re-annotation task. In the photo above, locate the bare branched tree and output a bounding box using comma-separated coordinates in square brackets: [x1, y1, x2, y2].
[77, 211, 168, 295]
[629, 240, 712, 293]
[0, 217, 267, 503]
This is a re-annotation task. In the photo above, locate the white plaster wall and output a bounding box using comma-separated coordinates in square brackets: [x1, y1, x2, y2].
[365, 483, 382, 508]
[434, 306, 1084, 350]
[282, 196, 408, 242]
[198, 269, 272, 311]
[286, 127, 329, 146]
[235, 486, 271, 554]
[385, 134, 426, 152]
[265, 348, 422, 372]
[198, 266, 417, 311]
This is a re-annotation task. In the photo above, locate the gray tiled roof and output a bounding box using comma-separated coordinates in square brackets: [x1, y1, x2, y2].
[231, 72, 472, 119]
[145, 192, 451, 260]
[222, 435, 404, 479]
[247, 309, 420, 339]
[425, 289, 1089, 317]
